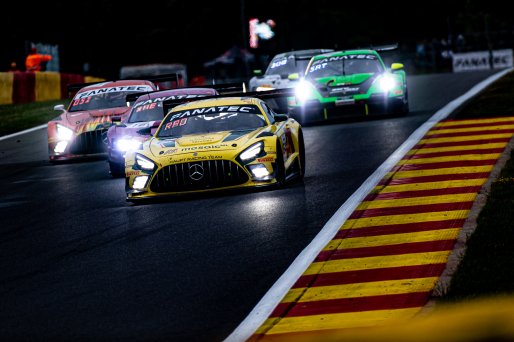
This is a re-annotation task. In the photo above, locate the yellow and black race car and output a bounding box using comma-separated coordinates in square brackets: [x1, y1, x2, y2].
[124, 90, 305, 201]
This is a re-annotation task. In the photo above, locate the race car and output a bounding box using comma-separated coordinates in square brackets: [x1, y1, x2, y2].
[124, 90, 305, 201]
[248, 49, 334, 92]
[106, 87, 219, 177]
[47, 80, 159, 161]
[288, 45, 409, 124]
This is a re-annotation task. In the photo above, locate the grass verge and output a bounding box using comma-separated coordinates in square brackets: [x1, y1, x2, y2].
[0, 99, 70, 137]
[441, 69, 514, 301]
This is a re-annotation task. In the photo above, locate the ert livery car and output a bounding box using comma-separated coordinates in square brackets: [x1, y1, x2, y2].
[248, 49, 334, 92]
[106, 87, 218, 177]
[289, 47, 408, 124]
[47, 80, 158, 161]
[125, 94, 304, 201]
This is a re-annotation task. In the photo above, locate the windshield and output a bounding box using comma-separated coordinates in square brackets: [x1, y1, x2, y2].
[128, 101, 164, 123]
[306, 54, 383, 79]
[157, 104, 267, 138]
[69, 85, 154, 112]
[265, 56, 310, 76]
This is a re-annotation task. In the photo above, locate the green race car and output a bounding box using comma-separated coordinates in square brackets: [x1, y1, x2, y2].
[288, 46, 408, 124]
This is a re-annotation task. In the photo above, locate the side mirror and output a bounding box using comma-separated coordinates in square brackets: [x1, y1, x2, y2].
[288, 73, 300, 80]
[391, 63, 404, 71]
[253, 69, 263, 76]
[274, 113, 289, 122]
[54, 104, 65, 112]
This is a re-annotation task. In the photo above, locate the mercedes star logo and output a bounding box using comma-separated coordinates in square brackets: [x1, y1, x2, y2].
[189, 163, 204, 181]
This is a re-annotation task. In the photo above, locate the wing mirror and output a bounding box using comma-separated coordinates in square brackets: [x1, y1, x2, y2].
[274, 113, 289, 122]
[288, 73, 300, 80]
[391, 63, 404, 71]
[54, 104, 65, 112]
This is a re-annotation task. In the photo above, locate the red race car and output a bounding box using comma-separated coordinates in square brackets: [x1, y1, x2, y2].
[47, 79, 159, 161]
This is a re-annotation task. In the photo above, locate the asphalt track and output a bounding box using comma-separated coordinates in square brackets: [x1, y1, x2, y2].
[0, 70, 498, 341]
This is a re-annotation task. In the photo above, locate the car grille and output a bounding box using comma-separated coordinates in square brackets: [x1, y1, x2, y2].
[69, 129, 107, 155]
[150, 160, 249, 193]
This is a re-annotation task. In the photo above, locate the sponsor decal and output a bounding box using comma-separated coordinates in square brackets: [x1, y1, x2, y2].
[310, 54, 377, 73]
[72, 96, 92, 107]
[164, 118, 188, 130]
[452, 49, 513, 72]
[135, 102, 158, 112]
[269, 58, 287, 69]
[133, 94, 205, 109]
[76, 85, 153, 99]
[160, 148, 178, 155]
[180, 144, 229, 151]
[170, 155, 223, 163]
[168, 105, 259, 121]
[257, 157, 274, 162]
[126, 170, 142, 176]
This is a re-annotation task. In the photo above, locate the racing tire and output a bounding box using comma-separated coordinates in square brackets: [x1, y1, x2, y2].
[275, 141, 286, 187]
[109, 161, 125, 178]
[395, 90, 409, 116]
[298, 130, 306, 181]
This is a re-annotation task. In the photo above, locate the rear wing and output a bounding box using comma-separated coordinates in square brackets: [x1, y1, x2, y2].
[162, 88, 295, 114]
[372, 43, 399, 52]
[66, 73, 182, 98]
[124, 82, 247, 105]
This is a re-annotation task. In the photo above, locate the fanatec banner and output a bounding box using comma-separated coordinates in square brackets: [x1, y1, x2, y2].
[452, 49, 513, 72]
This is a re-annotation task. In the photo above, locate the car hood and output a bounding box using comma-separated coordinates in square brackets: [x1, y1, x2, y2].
[311, 73, 374, 86]
[66, 107, 131, 133]
[148, 128, 264, 159]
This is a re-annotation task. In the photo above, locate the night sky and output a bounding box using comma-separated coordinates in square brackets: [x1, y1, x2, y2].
[3, 0, 513, 79]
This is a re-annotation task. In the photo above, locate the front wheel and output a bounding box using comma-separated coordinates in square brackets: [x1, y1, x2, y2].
[274, 142, 286, 186]
[109, 161, 125, 178]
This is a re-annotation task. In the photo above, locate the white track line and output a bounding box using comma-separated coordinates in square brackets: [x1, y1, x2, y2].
[0, 124, 46, 142]
[224, 67, 514, 342]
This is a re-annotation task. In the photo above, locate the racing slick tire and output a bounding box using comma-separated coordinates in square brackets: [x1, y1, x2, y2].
[393, 90, 409, 116]
[109, 161, 125, 178]
[275, 141, 286, 186]
[298, 129, 306, 181]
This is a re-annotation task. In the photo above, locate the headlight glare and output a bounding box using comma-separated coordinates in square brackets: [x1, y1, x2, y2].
[295, 80, 313, 102]
[135, 154, 155, 170]
[116, 138, 142, 152]
[56, 124, 73, 140]
[240, 142, 264, 161]
[133, 176, 149, 190]
[378, 74, 397, 93]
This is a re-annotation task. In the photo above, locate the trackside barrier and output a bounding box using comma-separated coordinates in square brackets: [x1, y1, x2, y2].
[0, 72, 105, 105]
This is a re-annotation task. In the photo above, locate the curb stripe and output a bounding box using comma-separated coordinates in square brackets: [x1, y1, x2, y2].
[269, 292, 430, 318]
[255, 308, 421, 335]
[435, 117, 514, 126]
[418, 133, 513, 144]
[378, 173, 490, 186]
[327, 229, 460, 251]
[303, 251, 452, 276]
[316, 240, 456, 261]
[342, 211, 470, 230]
[349, 201, 473, 219]
[430, 121, 514, 131]
[357, 193, 477, 210]
[293, 264, 448, 289]
[283, 277, 439, 304]
[404, 148, 505, 159]
[373, 179, 486, 193]
[391, 159, 498, 171]
[335, 219, 466, 239]
[412, 137, 511, 149]
[426, 128, 514, 138]
[385, 166, 493, 180]
[364, 186, 482, 201]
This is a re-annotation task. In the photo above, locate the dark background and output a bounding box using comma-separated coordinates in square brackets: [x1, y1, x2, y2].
[2, 0, 514, 80]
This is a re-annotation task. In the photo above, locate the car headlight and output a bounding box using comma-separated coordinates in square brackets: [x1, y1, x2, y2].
[56, 124, 73, 140]
[133, 176, 149, 190]
[378, 74, 397, 93]
[115, 138, 142, 152]
[295, 79, 313, 102]
[240, 141, 264, 162]
[135, 154, 155, 170]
